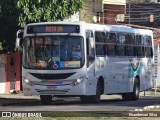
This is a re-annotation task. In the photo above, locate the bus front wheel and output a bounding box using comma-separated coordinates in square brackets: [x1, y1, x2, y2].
[91, 80, 102, 103]
[122, 78, 140, 101]
[40, 95, 52, 105]
[80, 80, 103, 103]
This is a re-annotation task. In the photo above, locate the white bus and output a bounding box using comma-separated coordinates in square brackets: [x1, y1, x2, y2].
[16, 22, 154, 105]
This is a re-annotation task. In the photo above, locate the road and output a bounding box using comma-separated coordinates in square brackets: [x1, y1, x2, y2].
[0, 94, 160, 112]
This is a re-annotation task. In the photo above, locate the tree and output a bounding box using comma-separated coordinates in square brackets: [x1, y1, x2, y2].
[0, 0, 20, 53]
[0, 0, 83, 53]
[17, 0, 83, 27]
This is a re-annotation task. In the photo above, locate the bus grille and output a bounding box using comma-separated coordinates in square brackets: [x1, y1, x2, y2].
[30, 73, 76, 80]
[36, 90, 69, 95]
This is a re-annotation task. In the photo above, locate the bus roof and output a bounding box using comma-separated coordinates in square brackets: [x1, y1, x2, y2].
[25, 21, 153, 36]
[108, 25, 153, 35]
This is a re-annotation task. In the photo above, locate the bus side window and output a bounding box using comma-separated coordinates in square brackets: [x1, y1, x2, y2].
[125, 34, 134, 56]
[95, 44, 106, 56]
[125, 34, 135, 44]
[117, 33, 126, 56]
[126, 46, 134, 56]
[107, 33, 116, 43]
[137, 46, 143, 57]
[117, 33, 126, 44]
[125, 34, 130, 44]
[95, 31, 106, 56]
[106, 32, 116, 56]
[107, 45, 116, 56]
[143, 36, 152, 58]
[136, 35, 143, 45]
[144, 36, 152, 46]
[130, 34, 136, 44]
[95, 31, 105, 43]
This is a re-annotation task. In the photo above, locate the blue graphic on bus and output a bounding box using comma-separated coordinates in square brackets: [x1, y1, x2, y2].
[52, 61, 59, 69]
[128, 58, 141, 78]
[59, 61, 64, 68]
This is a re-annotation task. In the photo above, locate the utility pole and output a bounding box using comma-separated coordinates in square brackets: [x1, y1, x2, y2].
[97, 12, 100, 23]
[129, 3, 130, 25]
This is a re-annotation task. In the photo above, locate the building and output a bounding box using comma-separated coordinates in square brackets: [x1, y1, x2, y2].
[80, 0, 126, 24]
[0, 52, 21, 93]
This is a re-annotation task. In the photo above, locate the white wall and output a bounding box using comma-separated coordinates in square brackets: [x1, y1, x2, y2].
[103, 0, 126, 5]
[151, 0, 159, 3]
[0, 54, 6, 93]
[79, 0, 103, 23]
[63, 12, 79, 22]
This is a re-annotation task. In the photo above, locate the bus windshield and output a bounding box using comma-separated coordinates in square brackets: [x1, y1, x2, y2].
[23, 36, 84, 70]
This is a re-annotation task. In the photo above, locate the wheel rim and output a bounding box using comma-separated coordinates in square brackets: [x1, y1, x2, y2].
[134, 83, 139, 99]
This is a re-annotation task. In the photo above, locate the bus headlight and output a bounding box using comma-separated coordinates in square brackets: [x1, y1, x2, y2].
[24, 78, 30, 84]
[24, 78, 34, 86]
[77, 78, 81, 84]
[72, 77, 86, 86]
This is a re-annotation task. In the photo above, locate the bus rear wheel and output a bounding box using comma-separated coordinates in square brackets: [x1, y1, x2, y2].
[40, 95, 52, 105]
[132, 79, 140, 100]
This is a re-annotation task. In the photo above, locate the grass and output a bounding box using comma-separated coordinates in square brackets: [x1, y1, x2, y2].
[145, 90, 160, 96]
[141, 85, 160, 96]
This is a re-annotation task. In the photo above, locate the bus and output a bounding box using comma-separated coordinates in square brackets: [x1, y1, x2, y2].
[16, 21, 154, 105]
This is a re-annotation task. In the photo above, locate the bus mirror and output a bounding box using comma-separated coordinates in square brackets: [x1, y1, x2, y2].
[86, 31, 93, 38]
[89, 37, 94, 48]
[15, 30, 23, 48]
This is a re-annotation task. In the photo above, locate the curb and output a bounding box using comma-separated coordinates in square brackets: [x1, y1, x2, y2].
[0, 93, 39, 106]
[1, 100, 41, 106]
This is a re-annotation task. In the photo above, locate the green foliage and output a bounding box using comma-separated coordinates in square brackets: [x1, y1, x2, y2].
[0, 0, 83, 53]
[0, 42, 3, 50]
[16, 0, 83, 27]
[0, 0, 20, 53]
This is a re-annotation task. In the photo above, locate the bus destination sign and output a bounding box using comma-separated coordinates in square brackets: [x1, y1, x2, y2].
[46, 26, 63, 32]
[27, 25, 80, 34]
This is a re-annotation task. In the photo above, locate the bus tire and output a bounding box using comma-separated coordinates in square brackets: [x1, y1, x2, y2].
[132, 78, 140, 100]
[40, 95, 52, 105]
[91, 80, 103, 103]
[122, 78, 140, 101]
[80, 80, 103, 103]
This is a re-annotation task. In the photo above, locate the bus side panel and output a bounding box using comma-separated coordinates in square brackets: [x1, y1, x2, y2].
[140, 58, 154, 91]
[104, 57, 134, 94]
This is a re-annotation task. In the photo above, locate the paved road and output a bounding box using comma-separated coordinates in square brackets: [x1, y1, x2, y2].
[0, 94, 160, 112]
